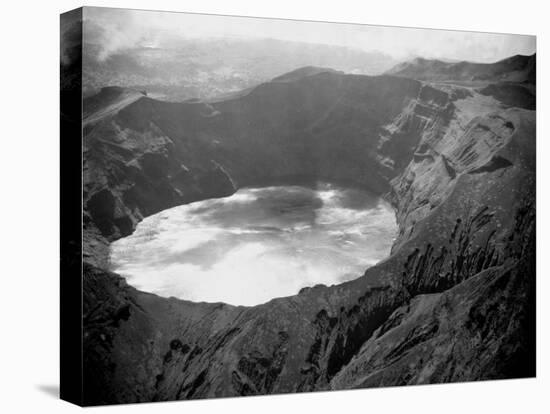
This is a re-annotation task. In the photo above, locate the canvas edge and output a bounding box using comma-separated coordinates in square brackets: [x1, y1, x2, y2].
[60, 6, 84, 407]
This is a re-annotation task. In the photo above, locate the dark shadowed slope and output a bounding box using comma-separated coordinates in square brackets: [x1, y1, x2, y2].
[271, 66, 342, 82]
[81, 65, 535, 405]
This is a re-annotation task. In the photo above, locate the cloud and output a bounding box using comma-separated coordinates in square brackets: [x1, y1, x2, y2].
[83, 7, 535, 63]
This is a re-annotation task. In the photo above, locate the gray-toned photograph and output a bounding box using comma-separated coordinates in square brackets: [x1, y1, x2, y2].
[60, 6, 536, 406]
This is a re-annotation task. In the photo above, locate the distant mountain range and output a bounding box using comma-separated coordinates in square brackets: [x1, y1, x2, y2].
[386, 54, 536, 110]
[387, 53, 535, 84]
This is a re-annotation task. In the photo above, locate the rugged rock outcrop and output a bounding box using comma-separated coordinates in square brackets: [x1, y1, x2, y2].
[81, 66, 535, 405]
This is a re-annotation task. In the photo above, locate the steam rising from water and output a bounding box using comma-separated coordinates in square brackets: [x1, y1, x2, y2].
[110, 183, 396, 306]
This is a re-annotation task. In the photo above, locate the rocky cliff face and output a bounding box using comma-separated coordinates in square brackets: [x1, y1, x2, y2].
[81, 67, 535, 405]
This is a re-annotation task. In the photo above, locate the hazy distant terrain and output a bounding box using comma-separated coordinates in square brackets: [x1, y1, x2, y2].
[83, 36, 397, 100]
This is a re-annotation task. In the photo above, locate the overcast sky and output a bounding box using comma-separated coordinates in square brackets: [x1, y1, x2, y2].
[84, 7, 536, 63]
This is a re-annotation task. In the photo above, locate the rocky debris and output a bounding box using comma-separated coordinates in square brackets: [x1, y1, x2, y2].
[81, 67, 535, 404]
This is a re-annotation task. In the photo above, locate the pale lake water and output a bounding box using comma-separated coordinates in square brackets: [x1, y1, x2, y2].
[109, 183, 397, 306]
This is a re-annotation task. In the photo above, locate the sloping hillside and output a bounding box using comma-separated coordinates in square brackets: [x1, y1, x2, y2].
[387, 54, 535, 83]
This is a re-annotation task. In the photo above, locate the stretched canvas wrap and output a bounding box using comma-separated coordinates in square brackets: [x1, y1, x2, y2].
[60, 6, 536, 406]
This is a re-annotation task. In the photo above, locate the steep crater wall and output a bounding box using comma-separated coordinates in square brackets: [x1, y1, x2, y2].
[83, 73, 452, 244]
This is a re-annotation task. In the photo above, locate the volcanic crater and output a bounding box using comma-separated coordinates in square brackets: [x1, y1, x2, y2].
[78, 61, 535, 404]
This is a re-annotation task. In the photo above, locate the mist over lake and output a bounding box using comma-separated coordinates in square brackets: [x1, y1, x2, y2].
[110, 183, 397, 306]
